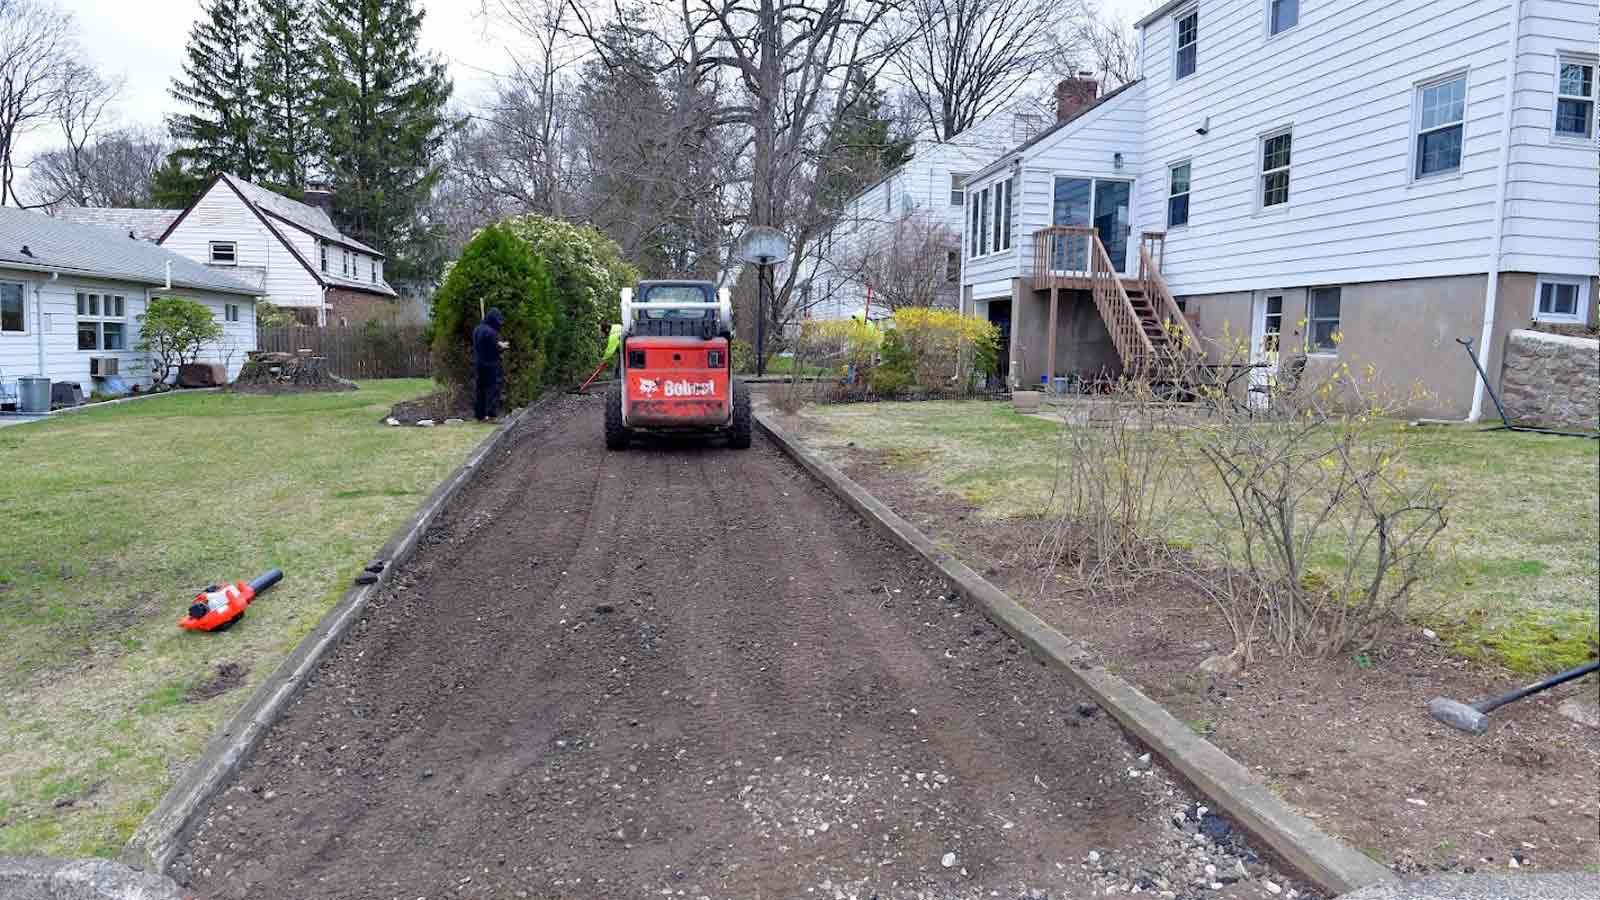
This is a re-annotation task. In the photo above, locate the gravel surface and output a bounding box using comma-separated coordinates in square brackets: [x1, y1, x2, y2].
[174, 395, 1310, 900]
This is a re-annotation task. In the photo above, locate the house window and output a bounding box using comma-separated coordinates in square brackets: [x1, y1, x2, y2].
[946, 250, 960, 283]
[1534, 276, 1590, 324]
[1263, 295, 1283, 353]
[371, 260, 377, 284]
[1555, 55, 1596, 139]
[209, 241, 237, 264]
[75, 292, 126, 351]
[1167, 161, 1191, 227]
[991, 183, 1003, 251]
[342, 250, 350, 276]
[1269, 0, 1298, 35]
[1174, 8, 1198, 80]
[320, 242, 328, 272]
[1260, 129, 1292, 207]
[1415, 73, 1466, 178]
[1308, 287, 1341, 351]
[969, 192, 980, 258]
[884, 182, 892, 213]
[950, 174, 967, 206]
[0, 281, 24, 333]
[978, 186, 990, 255]
[1001, 177, 1014, 250]
[225, 303, 241, 323]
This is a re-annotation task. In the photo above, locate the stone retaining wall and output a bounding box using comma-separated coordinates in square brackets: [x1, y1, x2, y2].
[0, 857, 190, 899]
[1498, 329, 1599, 430]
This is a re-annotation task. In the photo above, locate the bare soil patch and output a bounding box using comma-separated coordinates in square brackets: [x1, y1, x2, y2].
[185, 662, 248, 703]
[783, 422, 1600, 876]
[386, 388, 474, 424]
[174, 396, 1311, 900]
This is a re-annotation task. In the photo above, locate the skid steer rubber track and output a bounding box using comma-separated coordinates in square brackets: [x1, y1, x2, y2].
[604, 385, 630, 450]
[728, 378, 752, 449]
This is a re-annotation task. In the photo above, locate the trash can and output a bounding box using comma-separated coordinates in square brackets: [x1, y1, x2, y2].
[17, 376, 51, 413]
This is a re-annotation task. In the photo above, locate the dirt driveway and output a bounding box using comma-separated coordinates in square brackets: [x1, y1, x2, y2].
[174, 395, 1306, 900]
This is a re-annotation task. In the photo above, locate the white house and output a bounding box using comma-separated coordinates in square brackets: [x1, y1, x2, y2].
[0, 208, 259, 398]
[960, 0, 1599, 417]
[793, 98, 1057, 323]
[159, 174, 398, 326]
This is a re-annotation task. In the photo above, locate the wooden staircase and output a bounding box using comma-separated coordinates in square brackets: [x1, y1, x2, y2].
[1029, 228, 1197, 383]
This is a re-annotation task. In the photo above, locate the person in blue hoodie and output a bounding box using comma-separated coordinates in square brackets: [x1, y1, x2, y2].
[472, 307, 508, 421]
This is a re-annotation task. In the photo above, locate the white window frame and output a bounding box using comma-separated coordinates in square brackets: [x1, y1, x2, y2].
[1000, 177, 1014, 250]
[1533, 276, 1591, 325]
[1266, 0, 1298, 37]
[1553, 52, 1597, 142]
[0, 280, 26, 334]
[968, 191, 980, 259]
[1307, 286, 1342, 354]
[342, 249, 350, 276]
[1411, 70, 1468, 181]
[1257, 126, 1293, 211]
[75, 291, 128, 352]
[224, 303, 241, 323]
[209, 241, 237, 265]
[978, 185, 991, 256]
[950, 173, 966, 207]
[1167, 160, 1192, 229]
[1173, 6, 1199, 81]
[319, 242, 328, 272]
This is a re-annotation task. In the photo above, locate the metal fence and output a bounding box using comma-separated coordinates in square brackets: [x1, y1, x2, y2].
[256, 324, 432, 379]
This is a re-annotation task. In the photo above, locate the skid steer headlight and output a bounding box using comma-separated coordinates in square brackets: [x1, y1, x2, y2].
[627, 349, 646, 368]
[707, 350, 724, 368]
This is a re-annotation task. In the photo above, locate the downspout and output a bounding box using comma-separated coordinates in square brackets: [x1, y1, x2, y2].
[1468, 0, 1523, 422]
[33, 272, 57, 376]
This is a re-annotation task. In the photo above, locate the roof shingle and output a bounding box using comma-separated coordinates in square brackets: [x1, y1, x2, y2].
[0, 207, 259, 296]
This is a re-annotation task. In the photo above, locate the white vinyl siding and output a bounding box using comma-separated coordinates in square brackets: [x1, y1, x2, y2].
[1131, 0, 1596, 294]
[0, 268, 254, 391]
[1503, 0, 1599, 276]
[161, 179, 322, 317]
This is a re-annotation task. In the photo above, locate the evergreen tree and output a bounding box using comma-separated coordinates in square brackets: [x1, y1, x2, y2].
[253, 0, 317, 190]
[817, 70, 913, 217]
[149, 152, 210, 209]
[315, 0, 454, 279]
[169, 0, 261, 181]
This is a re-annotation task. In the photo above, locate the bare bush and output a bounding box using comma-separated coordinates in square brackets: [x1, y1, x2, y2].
[1035, 337, 1451, 665]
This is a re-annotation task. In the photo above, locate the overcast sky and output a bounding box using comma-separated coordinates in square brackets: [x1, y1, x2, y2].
[29, 0, 1155, 167]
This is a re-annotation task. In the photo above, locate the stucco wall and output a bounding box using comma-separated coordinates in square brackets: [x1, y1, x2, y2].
[1178, 273, 1534, 418]
[1498, 329, 1599, 430]
[1010, 287, 1120, 388]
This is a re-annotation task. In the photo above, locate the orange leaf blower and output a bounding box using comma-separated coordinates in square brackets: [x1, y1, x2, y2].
[179, 568, 283, 632]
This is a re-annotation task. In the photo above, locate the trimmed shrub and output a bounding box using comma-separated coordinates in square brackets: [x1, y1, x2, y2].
[498, 216, 638, 386]
[136, 297, 224, 384]
[429, 224, 558, 406]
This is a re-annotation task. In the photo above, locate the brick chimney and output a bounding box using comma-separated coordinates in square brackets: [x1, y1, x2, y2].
[1055, 72, 1100, 123]
[302, 185, 335, 217]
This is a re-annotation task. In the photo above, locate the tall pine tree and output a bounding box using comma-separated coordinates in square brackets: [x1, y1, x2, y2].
[169, 0, 261, 182]
[253, 0, 317, 191]
[315, 0, 454, 279]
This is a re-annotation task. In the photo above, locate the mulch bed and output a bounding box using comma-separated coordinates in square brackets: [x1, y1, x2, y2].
[386, 389, 475, 425]
[776, 416, 1600, 876]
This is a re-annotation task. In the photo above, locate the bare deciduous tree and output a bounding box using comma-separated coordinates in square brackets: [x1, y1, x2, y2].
[0, 0, 77, 206]
[27, 61, 120, 206]
[838, 211, 958, 310]
[895, 0, 1059, 140]
[1055, 0, 1136, 88]
[31, 127, 171, 209]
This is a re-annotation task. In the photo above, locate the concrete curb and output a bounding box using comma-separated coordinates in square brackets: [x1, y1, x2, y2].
[754, 411, 1399, 898]
[120, 401, 540, 875]
[0, 856, 191, 899]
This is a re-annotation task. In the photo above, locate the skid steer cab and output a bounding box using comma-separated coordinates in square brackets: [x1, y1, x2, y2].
[605, 280, 751, 450]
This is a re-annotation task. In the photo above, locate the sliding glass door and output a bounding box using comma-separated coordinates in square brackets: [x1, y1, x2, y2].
[1052, 176, 1133, 273]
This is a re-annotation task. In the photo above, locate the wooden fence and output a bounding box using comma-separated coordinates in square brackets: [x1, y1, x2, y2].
[256, 324, 432, 379]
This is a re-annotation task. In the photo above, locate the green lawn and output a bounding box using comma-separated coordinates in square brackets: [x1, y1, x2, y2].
[798, 401, 1600, 675]
[0, 381, 487, 858]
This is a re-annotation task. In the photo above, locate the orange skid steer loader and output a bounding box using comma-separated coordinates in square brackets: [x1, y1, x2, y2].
[605, 280, 751, 450]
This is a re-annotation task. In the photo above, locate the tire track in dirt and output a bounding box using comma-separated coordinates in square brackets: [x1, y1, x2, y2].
[174, 395, 1299, 900]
